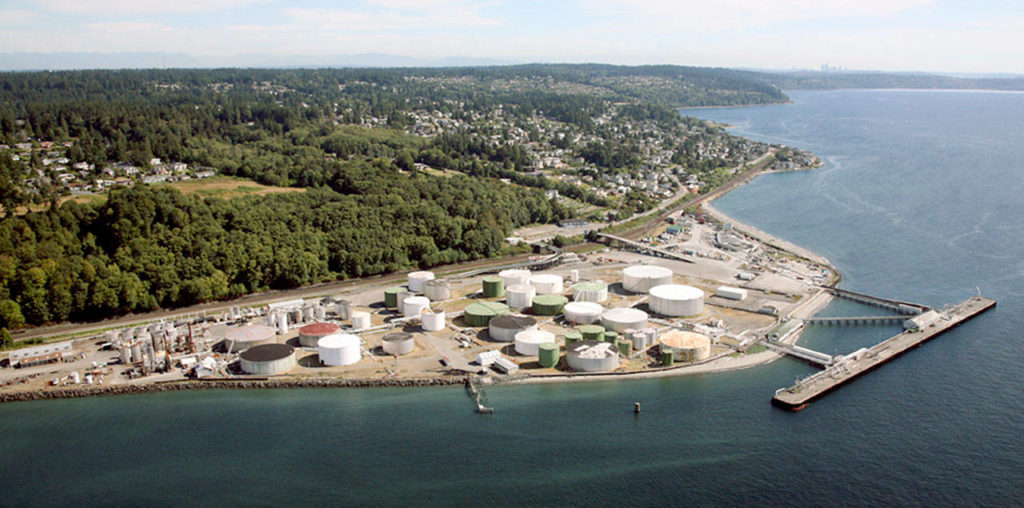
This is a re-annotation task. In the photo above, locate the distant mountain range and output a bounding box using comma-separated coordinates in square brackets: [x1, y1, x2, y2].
[0, 52, 517, 71]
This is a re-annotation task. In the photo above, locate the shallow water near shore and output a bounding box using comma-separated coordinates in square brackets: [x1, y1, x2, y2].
[2, 90, 1023, 506]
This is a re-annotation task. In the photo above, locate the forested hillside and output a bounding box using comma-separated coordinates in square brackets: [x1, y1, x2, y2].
[0, 64, 785, 329]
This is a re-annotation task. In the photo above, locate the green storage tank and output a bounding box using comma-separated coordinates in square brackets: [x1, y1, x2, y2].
[662, 350, 675, 366]
[384, 286, 406, 309]
[482, 275, 505, 298]
[463, 301, 510, 327]
[604, 330, 619, 344]
[532, 295, 568, 316]
[579, 324, 605, 342]
[537, 342, 559, 368]
[616, 339, 632, 356]
[564, 331, 582, 348]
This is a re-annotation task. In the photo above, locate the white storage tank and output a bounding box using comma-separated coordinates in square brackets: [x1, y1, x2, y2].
[402, 296, 431, 318]
[622, 265, 674, 293]
[563, 301, 604, 324]
[488, 315, 538, 342]
[649, 284, 704, 317]
[515, 329, 556, 356]
[423, 279, 451, 301]
[407, 271, 435, 292]
[318, 333, 362, 366]
[566, 340, 620, 372]
[499, 269, 532, 288]
[225, 325, 277, 353]
[715, 286, 748, 301]
[421, 310, 446, 332]
[396, 291, 415, 315]
[351, 311, 371, 330]
[530, 273, 564, 295]
[572, 281, 609, 303]
[601, 308, 649, 333]
[658, 330, 711, 362]
[334, 300, 352, 320]
[240, 344, 296, 375]
[382, 332, 415, 356]
[506, 284, 537, 309]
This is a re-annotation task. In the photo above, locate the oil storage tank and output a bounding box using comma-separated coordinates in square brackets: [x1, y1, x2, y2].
[318, 333, 362, 366]
[482, 276, 505, 298]
[515, 329, 556, 356]
[622, 265, 674, 293]
[538, 342, 559, 368]
[225, 325, 277, 353]
[532, 295, 568, 316]
[298, 322, 341, 347]
[489, 315, 538, 342]
[563, 301, 604, 324]
[649, 284, 704, 317]
[384, 287, 406, 309]
[240, 344, 296, 375]
[421, 310, 446, 332]
[601, 308, 649, 333]
[464, 302, 511, 327]
[351, 311, 371, 330]
[658, 330, 711, 362]
[407, 271, 435, 292]
[402, 296, 431, 318]
[572, 281, 609, 303]
[423, 279, 451, 301]
[506, 284, 536, 309]
[530, 274, 564, 295]
[382, 332, 415, 356]
[566, 340, 620, 372]
[499, 269, 532, 288]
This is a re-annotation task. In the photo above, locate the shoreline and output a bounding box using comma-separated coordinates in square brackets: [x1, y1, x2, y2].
[0, 147, 840, 404]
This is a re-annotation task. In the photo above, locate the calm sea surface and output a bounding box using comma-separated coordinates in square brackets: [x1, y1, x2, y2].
[2, 90, 1022, 506]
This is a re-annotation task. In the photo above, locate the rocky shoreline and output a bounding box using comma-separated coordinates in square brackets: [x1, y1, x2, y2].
[0, 376, 466, 405]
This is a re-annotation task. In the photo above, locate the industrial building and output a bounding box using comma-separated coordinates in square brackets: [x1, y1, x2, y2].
[9, 341, 74, 368]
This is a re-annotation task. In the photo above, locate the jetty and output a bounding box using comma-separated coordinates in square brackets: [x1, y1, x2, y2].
[772, 295, 996, 411]
[596, 233, 695, 263]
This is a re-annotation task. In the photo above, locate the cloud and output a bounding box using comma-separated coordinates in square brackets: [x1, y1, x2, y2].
[84, 22, 171, 33]
[284, 6, 500, 31]
[595, 0, 935, 33]
[30, 0, 265, 15]
[0, 9, 39, 25]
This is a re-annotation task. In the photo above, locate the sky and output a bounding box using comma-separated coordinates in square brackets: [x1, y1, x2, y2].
[0, 0, 1023, 73]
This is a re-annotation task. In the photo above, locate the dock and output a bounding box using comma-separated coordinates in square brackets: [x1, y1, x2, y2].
[804, 315, 906, 326]
[597, 233, 695, 263]
[772, 295, 996, 411]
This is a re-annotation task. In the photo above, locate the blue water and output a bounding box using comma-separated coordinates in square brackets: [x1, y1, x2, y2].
[2, 90, 1023, 506]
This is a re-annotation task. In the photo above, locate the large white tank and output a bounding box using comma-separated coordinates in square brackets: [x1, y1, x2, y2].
[407, 271, 435, 292]
[382, 332, 415, 356]
[225, 325, 277, 353]
[318, 333, 362, 366]
[488, 315, 538, 342]
[514, 329, 556, 356]
[421, 310, 446, 331]
[658, 330, 711, 362]
[601, 308, 649, 333]
[563, 301, 604, 324]
[396, 291, 414, 315]
[649, 284, 704, 317]
[622, 265, 674, 293]
[402, 296, 431, 318]
[423, 279, 451, 301]
[499, 269, 532, 288]
[351, 311, 371, 330]
[566, 340, 620, 372]
[572, 281, 609, 303]
[240, 344, 296, 375]
[506, 284, 536, 309]
[530, 274, 564, 295]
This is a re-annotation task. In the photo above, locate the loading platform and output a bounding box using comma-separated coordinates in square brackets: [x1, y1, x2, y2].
[804, 315, 906, 326]
[597, 233, 695, 264]
[772, 295, 996, 411]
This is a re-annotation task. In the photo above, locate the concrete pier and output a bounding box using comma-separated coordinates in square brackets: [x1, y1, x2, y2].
[773, 295, 996, 411]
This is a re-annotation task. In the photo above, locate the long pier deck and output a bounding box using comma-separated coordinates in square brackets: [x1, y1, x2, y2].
[772, 295, 996, 411]
[597, 233, 695, 263]
[805, 315, 906, 326]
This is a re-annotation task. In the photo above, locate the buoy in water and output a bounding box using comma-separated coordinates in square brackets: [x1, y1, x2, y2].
[633, 401, 641, 414]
